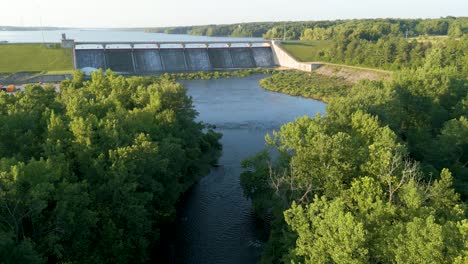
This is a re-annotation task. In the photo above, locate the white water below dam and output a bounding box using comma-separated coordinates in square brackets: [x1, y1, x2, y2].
[75, 47, 276, 73]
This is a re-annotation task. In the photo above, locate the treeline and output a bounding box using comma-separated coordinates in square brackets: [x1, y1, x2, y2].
[146, 22, 280, 37]
[166, 68, 277, 80]
[147, 17, 468, 39]
[241, 34, 468, 262]
[317, 35, 468, 70]
[0, 71, 221, 263]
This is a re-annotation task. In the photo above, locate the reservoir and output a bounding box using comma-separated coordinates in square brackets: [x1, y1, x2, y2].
[170, 75, 326, 263]
[0, 29, 261, 43]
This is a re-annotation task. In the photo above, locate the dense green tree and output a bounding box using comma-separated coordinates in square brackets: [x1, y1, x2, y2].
[148, 17, 468, 41]
[285, 170, 466, 264]
[241, 31, 467, 263]
[0, 71, 221, 263]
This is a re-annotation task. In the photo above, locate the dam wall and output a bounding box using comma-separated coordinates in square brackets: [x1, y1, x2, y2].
[74, 41, 276, 74]
[134, 50, 163, 72]
[271, 40, 323, 71]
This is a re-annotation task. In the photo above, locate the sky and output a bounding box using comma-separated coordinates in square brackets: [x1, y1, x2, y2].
[2, 0, 467, 28]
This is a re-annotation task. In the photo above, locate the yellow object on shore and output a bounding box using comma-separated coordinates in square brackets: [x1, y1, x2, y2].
[6, 85, 15, 92]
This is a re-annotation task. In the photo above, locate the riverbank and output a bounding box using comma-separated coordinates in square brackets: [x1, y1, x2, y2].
[259, 71, 352, 103]
[313, 63, 392, 83]
[274, 41, 392, 82]
[166, 75, 326, 263]
[0, 69, 278, 85]
[0, 71, 72, 85]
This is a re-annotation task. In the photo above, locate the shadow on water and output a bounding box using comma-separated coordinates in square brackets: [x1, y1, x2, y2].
[155, 75, 326, 264]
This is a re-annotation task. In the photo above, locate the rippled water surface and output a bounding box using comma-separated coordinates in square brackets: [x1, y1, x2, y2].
[172, 75, 326, 263]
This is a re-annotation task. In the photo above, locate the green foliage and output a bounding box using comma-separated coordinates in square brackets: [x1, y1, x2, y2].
[241, 29, 467, 262]
[284, 173, 466, 264]
[285, 199, 369, 264]
[317, 32, 467, 70]
[0, 232, 42, 264]
[166, 68, 278, 80]
[0, 70, 221, 263]
[259, 71, 352, 102]
[147, 17, 468, 40]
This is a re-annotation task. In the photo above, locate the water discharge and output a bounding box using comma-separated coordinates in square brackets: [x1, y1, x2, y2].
[134, 50, 163, 72]
[168, 75, 326, 263]
[75, 47, 275, 73]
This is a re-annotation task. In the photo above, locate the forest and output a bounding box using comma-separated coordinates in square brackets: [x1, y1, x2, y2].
[149, 17, 467, 71]
[0, 17, 467, 264]
[0, 71, 221, 263]
[311, 30, 467, 70]
[240, 31, 468, 263]
[147, 17, 468, 39]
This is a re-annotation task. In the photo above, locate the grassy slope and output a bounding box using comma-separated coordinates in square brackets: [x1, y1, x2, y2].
[279, 41, 392, 83]
[0, 44, 73, 73]
[280, 40, 332, 62]
[314, 64, 392, 83]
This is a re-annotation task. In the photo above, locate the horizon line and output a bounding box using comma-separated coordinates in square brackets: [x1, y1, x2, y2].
[1, 15, 466, 30]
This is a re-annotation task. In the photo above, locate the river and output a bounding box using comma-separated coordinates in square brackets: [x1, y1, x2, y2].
[165, 75, 326, 263]
[2, 29, 324, 262]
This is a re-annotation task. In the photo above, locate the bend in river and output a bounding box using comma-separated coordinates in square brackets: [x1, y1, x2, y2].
[169, 75, 326, 263]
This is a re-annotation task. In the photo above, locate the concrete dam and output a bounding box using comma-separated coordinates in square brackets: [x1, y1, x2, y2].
[72, 41, 277, 73]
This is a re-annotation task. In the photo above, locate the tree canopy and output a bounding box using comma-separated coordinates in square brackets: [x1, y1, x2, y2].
[0, 70, 221, 263]
[147, 17, 468, 40]
[241, 33, 467, 263]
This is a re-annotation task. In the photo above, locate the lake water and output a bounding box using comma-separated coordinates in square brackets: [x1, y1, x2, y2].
[167, 75, 326, 263]
[0, 29, 262, 43]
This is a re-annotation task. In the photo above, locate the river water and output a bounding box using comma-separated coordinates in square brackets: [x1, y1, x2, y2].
[2, 29, 324, 263]
[168, 75, 326, 263]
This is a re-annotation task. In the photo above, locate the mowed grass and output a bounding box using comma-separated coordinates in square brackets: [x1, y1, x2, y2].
[0, 44, 73, 73]
[280, 40, 332, 62]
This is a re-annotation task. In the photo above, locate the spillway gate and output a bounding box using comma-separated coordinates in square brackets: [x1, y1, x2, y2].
[73, 41, 277, 73]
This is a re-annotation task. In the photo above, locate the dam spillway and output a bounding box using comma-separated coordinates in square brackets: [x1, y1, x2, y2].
[73, 41, 276, 73]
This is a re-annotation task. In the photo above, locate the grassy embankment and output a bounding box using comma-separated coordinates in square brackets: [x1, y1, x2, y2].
[280, 40, 332, 62]
[0, 44, 73, 74]
[279, 40, 392, 83]
[264, 41, 393, 102]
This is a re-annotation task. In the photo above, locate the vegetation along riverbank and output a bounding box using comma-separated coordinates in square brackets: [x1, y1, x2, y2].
[0, 70, 222, 263]
[0, 15, 467, 263]
[240, 30, 468, 263]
